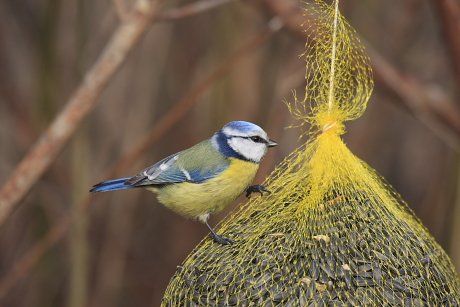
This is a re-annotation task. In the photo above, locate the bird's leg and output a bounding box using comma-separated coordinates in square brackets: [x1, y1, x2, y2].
[205, 221, 233, 245]
[246, 184, 271, 198]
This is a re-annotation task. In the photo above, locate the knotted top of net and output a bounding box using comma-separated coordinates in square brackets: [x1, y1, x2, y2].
[162, 1, 460, 306]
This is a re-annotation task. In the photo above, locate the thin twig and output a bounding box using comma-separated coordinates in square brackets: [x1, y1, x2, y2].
[0, 23, 279, 300]
[0, 212, 72, 299]
[156, 0, 234, 21]
[0, 0, 159, 227]
[262, 0, 460, 148]
[430, 0, 460, 89]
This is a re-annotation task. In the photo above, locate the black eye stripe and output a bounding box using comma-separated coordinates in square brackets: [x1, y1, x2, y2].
[229, 135, 267, 143]
[249, 136, 266, 143]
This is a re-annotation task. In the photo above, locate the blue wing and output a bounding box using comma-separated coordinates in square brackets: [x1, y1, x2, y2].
[125, 140, 229, 187]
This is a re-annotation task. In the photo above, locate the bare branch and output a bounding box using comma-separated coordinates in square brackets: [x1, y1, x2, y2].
[0, 0, 248, 230]
[367, 46, 460, 148]
[112, 0, 130, 21]
[0, 0, 159, 226]
[0, 23, 279, 299]
[261, 0, 460, 148]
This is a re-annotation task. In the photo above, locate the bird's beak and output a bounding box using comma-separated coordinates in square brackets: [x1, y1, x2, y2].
[267, 139, 278, 147]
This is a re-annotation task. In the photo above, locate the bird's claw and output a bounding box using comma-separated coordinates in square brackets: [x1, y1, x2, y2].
[246, 184, 271, 198]
[210, 233, 234, 245]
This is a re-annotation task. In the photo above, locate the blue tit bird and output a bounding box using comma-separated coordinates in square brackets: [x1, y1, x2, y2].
[90, 121, 277, 245]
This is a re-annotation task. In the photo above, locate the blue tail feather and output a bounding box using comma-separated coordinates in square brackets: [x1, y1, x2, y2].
[90, 177, 133, 192]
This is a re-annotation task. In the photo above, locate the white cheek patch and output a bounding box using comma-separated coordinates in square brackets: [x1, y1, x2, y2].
[228, 138, 267, 163]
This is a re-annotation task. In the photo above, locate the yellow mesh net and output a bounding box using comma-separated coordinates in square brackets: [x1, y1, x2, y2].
[162, 1, 460, 305]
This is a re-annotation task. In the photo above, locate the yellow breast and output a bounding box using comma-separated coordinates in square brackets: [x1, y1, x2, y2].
[148, 158, 259, 219]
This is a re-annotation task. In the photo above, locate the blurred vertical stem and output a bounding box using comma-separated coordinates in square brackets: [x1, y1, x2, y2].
[37, 0, 61, 303]
[68, 1, 89, 306]
[68, 130, 89, 307]
[431, 0, 460, 90]
[37, 0, 60, 124]
[209, 9, 234, 124]
[451, 158, 460, 272]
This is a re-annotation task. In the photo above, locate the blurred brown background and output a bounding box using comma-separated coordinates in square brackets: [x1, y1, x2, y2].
[0, 0, 459, 306]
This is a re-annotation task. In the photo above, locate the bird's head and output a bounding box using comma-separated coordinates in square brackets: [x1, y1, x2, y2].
[212, 121, 277, 163]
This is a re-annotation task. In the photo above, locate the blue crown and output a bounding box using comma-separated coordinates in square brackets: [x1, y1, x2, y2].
[223, 121, 263, 134]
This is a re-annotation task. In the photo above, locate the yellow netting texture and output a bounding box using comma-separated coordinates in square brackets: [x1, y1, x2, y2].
[162, 1, 460, 306]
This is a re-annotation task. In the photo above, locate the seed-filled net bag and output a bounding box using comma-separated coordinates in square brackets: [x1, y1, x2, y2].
[163, 1, 460, 305]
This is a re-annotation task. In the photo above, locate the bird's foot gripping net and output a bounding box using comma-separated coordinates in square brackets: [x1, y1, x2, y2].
[162, 1, 460, 305]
